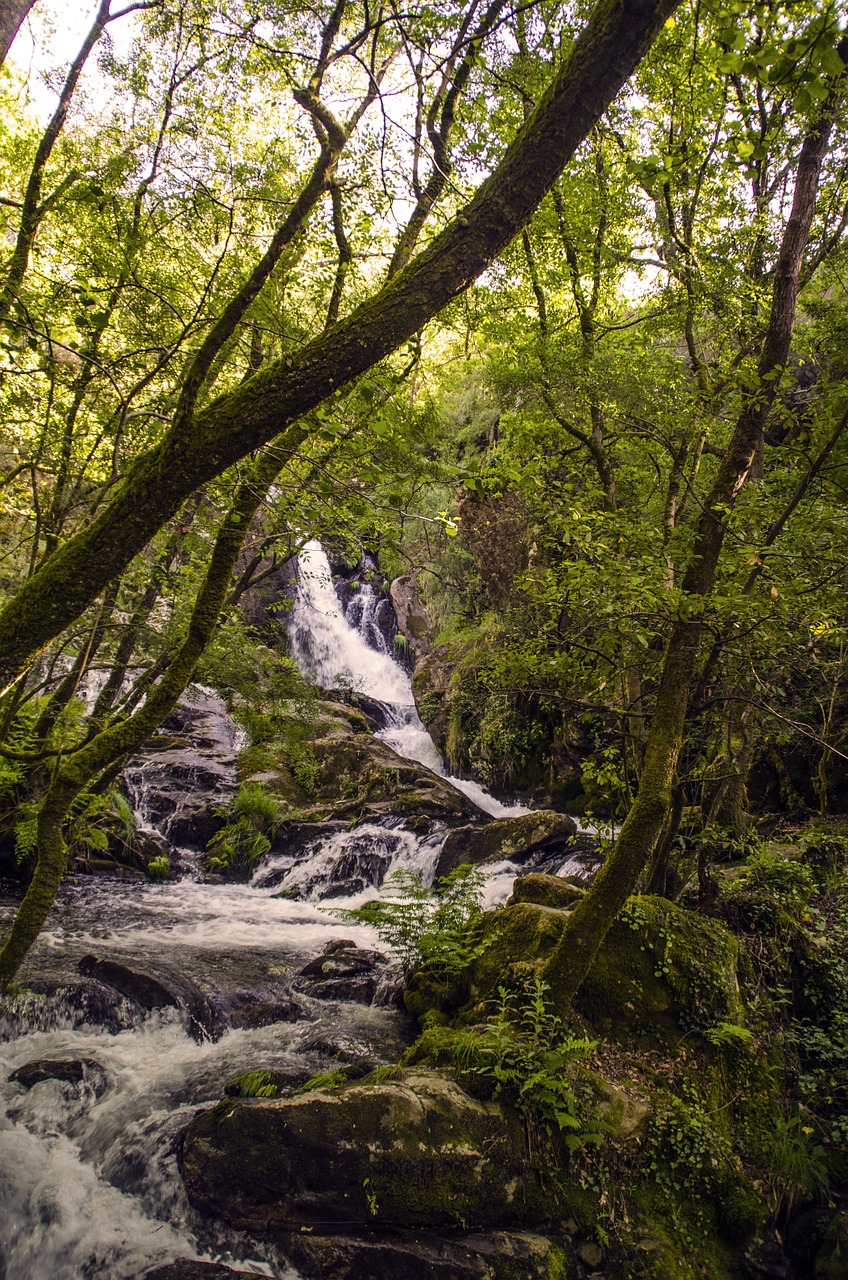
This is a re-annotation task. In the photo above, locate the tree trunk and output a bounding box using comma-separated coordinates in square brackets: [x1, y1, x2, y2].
[0, 0, 35, 67]
[0, 448, 284, 990]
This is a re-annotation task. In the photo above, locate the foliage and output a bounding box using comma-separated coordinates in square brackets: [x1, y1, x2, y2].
[206, 783, 280, 877]
[454, 977, 599, 1152]
[295, 1069, 349, 1094]
[765, 1115, 831, 1223]
[336, 864, 488, 978]
[146, 855, 171, 882]
[225, 1069, 282, 1099]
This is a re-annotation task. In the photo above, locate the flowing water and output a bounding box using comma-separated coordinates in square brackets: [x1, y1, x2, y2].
[0, 540, 595, 1279]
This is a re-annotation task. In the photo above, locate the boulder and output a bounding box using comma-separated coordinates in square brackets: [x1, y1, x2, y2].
[507, 873, 584, 910]
[9, 1057, 106, 1093]
[180, 1070, 554, 1233]
[242, 703, 484, 827]
[411, 646, 453, 751]
[286, 1230, 574, 1280]
[78, 956, 220, 1041]
[467, 896, 744, 1036]
[434, 811, 577, 880]
[294, 939, 389, 1004]
[389, 572, 433, 661]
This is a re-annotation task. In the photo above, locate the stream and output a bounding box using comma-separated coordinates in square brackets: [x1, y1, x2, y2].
[0, 542, 596, 1279]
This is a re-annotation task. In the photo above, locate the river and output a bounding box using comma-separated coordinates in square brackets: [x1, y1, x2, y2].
[0, 541, 595, 1279]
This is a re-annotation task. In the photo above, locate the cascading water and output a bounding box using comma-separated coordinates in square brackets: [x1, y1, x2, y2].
[290, 540, 528, 820]
[0, 540, 593, 1280]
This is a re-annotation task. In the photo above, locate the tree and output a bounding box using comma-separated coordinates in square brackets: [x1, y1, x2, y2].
[0, 0, 679, 697]
[0, 0, 680, 988]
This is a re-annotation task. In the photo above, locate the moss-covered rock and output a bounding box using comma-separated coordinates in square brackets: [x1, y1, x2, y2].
[465, 896, 743, 1038]
[434, 812, 577, 880]
[242, 698, 482, 827]
[180, 1070, 557, 1233]
[508, 874, 584, 911]
[573, 896, 743, 1035]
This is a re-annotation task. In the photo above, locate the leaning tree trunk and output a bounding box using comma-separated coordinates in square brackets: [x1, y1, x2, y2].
[0, 0, 683, 696]
[542, 101, 840, 1010]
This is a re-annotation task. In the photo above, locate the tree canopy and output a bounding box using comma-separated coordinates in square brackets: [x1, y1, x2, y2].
[0, 0, 847, 991]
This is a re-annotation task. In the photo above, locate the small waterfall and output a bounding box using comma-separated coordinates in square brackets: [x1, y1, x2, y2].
[291, 540, 528, 820]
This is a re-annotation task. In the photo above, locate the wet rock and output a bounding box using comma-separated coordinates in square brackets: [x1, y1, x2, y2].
[507, 872, 584, 910]
[389, 572, 432, 661]
[220, 989, 307, 1029]
[9, 1057, 106, 1093]
[122, 686, 238, 850]
[434, 810, 577, 880]
[180, 1070, 554, 1232]
[78, 956, 220, 1041]
[143, 1263, 269, 1279]
[132, 829, 178, 870]
[294, 939, 388, 1004]
[286, 1229, 573, 1280]
[242, 703, 485, 828]
[411, 645, 452, 752]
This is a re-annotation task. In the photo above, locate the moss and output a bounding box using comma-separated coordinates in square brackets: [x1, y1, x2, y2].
[466, 896, 743, 1041]
[508, 873, 584, 910]
[573, 895, 743, 1036]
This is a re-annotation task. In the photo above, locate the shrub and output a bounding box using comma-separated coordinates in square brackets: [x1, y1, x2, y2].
[206, 783, 280, 876]
[337, 864, 488, 977]
[146, 855, 171, 882]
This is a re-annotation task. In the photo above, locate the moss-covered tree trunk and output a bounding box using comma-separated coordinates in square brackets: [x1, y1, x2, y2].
[0, 448, 284, 991]
[543, 104, 838, 1010]
[0, 0, 681, 696]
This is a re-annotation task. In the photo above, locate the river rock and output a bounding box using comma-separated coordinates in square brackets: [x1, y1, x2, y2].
[507, 873, 584, 910]
[242, 701, 486, 827]
[286, 1229, 573, 1280]
[180, 1070, 554, 1232]
[122, 686, 238, 850]
[143, 1264, 269, 1279]
[9, 1057, 106, 1093]
[78, 956, 220, 1040]
[294, 939, 388, 1004]
[434, 810, 577, 880]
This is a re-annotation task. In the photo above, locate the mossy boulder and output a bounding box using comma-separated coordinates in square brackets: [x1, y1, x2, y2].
[508, 874, 584, 911]
[242, 699, 482, 826]
[434, 812, 577, 880]
[180, 1070, 556, 1233]
[466, 897, 743, 1037]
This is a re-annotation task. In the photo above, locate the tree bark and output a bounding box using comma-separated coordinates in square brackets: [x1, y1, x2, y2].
[0, 0, 681, 696]
[0, 0, 35, 67]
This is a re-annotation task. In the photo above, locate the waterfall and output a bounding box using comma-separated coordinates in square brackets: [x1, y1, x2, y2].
[290, 540, 528, 819]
